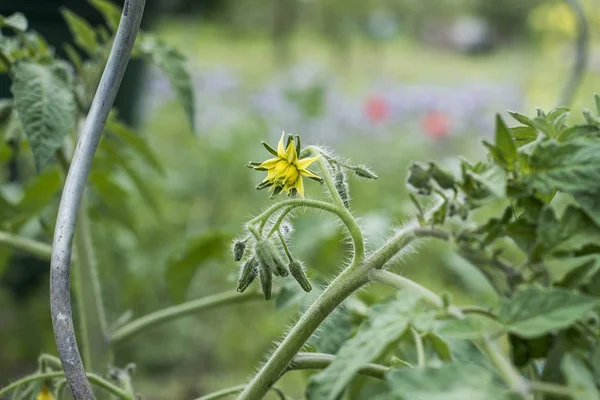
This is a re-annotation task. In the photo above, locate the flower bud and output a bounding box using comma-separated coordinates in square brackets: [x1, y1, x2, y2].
[258, 259, 273, 300]
[353, 165, 378, 180]
[407, 162, 432, 195]
[255, 240, 288, 277]
[232, 239, 247, 262]
[289, 260, 312, 292]
[237, 257, 258, 293]
[334, 169, 350, 209]
[428, 162, 455, 190]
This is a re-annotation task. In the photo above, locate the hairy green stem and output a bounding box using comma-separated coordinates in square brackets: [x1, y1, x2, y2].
[309, 146, 365, 262]
[248, 198, 364, 261]
[236, 264, 369, 400]
[477, 338, 529, 399]
[266, 206, 294, 238]
[0, 372, 132, 399]
[111, 290, 264, 344]
[0, 231, 53, 260]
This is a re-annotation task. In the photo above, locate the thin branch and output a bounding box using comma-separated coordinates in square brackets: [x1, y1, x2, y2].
[529, 381, 582, 399]
[289, 352, 388, 379]
[0, 230, 53, 260]
[476, 338, 529, 399]
[0, 372, 132, 399]
[411, 329, 425, 368]
[557, 0, 589, 107]
[49, 1, 146, 398]
[110, 290, 265, 344]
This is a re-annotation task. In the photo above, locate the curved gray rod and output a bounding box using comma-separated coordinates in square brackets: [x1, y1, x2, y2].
[50, 0, 146, 398]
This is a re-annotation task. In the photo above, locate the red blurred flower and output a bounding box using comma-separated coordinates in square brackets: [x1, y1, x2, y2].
[421, 110, 451, 139]
[365, 95, 389, 123]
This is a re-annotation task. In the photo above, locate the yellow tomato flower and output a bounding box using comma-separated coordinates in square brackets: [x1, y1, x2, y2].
[36, 386, 55, 400]
[249, 133, 321, 198]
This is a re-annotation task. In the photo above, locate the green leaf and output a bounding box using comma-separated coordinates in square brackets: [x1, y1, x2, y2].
[306, 294, 421, 400]
[499, 286, 599, 338]
[561, 353, 600, 400]
[508, 110, 534, 127]
[137, 35, 195, 132]
[11, 61, 75, 172]
[166, 231, 231, 302]
[423, 333, 452, 362]
[437, 314, 501, 339]
[407, 162, 432, 195]
[384, 363, 506, 400]
[535, 206, 600, 257]
[547, 107, 570, 125]
[105, 115, 163, 173]
[511, 126, 538, 147]
[557, 125, 600, 142]
[88, 0, 122, 32]
[61, 8, 99, 54]
[530, 116, 557, 137]
[309, 307, 355, 354]
[0, 13, 28, 32]
[493, 114, 517, 169]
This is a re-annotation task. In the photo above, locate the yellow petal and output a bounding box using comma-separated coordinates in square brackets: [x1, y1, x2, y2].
[296, 155, 319, 170]
[299, 168, 321, 180]
[296, 175, 305, 197]
[257, 157, 280, 170]
[277, 132, 286, 157]
[284, 140, 297, 164]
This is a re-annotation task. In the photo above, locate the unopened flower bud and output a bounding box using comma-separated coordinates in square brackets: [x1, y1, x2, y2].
[255, 240, 288, 277]
[407, 162, 432, 195]
[237, 257, 258, 292]
[258, 259, 273, 300]
[232, 239, 248, 262]
[289, 260, 312, 292]
[353, 165, 378, 180]
[334, 169, 350, 209]
[428, 162, 455, 190]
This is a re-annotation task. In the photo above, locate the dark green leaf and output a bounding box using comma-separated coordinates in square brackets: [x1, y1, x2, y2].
[499, 286, 599, 338]
[137, 35, 195, 132]
[88, 0, 121, 32]
[306, 294, 420, 400]
[492, 114, 517, 169]
[406, 162, 431, 195]
[384, 363, 506, 400]
[166, 231, 231, 302]
[511, 126, 538, 147]
[423, 333, 452, 362]
[11, 61, 75, 172]
[61, 8, 99, 54]
[0, 13, 28, 32]
[561, 353, 600, 400]
[557, 125, 600, 142]
[309, 306, 355, 354]
[508, 110, 534, 127]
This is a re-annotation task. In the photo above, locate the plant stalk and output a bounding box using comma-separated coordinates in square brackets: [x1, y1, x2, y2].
[49, 1, 146, 398]
[0, 230, 53, 260]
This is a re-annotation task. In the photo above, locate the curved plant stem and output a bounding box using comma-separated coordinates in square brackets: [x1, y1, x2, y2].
[49, 1, 146, 398]
[309, 146, 365, 262]
[0, 372, 132, 399]
[411, 329, 425, 368]
[557, 0, 589, 107]
[195, 385, 286, 400]
[111, 290, 265, 344]
[477, 338, 529, 399]
[236, 264, 369, 400]
[266, 206, 294, 238]
[290, 352, 388, 379]
[529, 381, 581, 399]
[248, 198, 364, 260]
[200, 353, 387, 400]
[0, 231, 53, 260]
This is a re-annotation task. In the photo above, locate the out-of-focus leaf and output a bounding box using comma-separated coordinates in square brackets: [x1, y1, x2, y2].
[88, 170, 136, 232]
[508, 110, 534, 127]
[166, 231, 232, 302]
[557, 125, 600, 142]
[137, 34, 195, 132]
[306, 293, 420, 400]
[499, 286, 599, 338]
[11, 61, 75, 172]
[483, 115, 516, 170]
[530, 116, 557, 137]
[88, 0, 121, 32]
[510, 126, 537, 147]
[61, 8, 99, 54]
[437, 314, 500, 339]
[0, 13, 28, 32]
[561, 353, 600, 400]
[423, 332, 452, 362]
[105, 115, 163, 173]
[308, 306, 355, 354]
[383, 363, 506, 400]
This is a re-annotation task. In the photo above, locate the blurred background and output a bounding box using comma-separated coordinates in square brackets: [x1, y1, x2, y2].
[1, 0, 600, 398]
